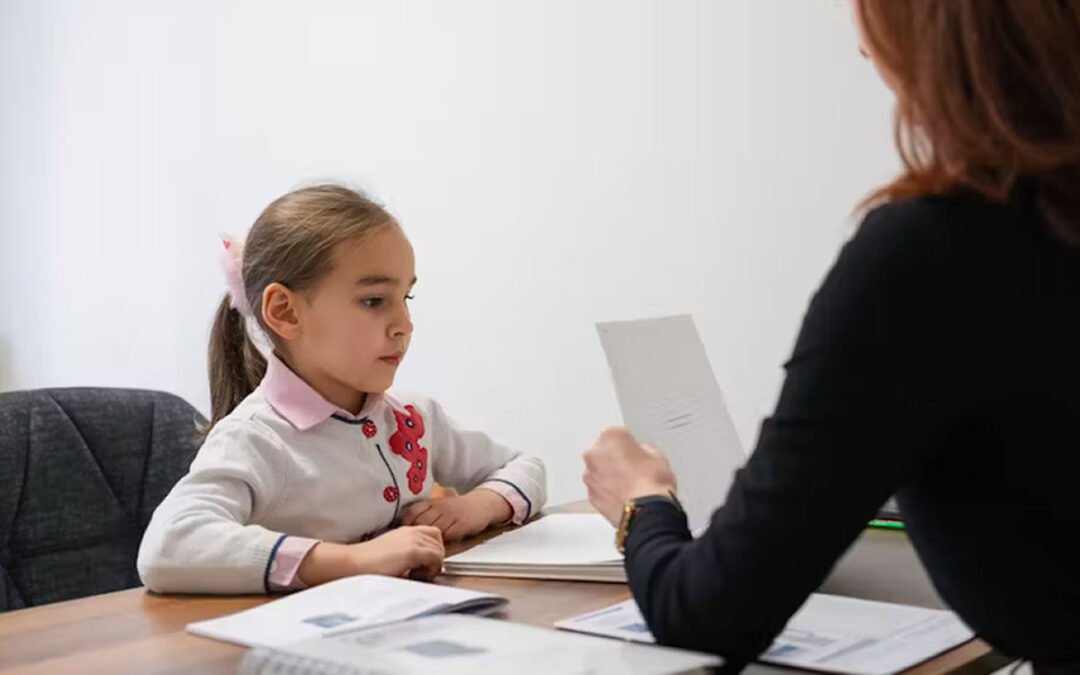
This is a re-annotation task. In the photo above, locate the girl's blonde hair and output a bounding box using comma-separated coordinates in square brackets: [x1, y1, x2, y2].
[207, 184, 396, 432]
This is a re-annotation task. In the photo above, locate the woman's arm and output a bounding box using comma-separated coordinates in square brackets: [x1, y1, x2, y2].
[598, 203, 972, 667]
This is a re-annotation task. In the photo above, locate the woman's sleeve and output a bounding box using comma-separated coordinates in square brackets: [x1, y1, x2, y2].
[625, 203, 968, 667]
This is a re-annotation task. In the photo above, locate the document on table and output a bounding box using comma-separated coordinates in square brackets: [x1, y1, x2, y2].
[187, 575, 507, 648]
[596, 314, 746, 534]
[239, 614, 723, 675]
[556, 594, 974, 675]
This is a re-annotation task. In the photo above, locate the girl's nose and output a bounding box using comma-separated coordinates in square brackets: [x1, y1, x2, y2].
[390, 312, 413, 339]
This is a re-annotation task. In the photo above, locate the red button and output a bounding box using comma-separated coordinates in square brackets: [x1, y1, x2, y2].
[383, 486, 399, 502]
[362, 421, 378, 438]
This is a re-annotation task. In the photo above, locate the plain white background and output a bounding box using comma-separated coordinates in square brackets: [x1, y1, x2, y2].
[0, 0, 897, 506]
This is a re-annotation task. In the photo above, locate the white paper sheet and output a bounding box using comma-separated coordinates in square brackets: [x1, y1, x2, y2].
[764, 594, 975, 675]
[556, 595, 974, 675]
[240, 614, 723, 675]
[445, 514, 621, 565]
[596, 315, 746, 534]
[186, 575, 506, 648]
[555, 599, 654, 643]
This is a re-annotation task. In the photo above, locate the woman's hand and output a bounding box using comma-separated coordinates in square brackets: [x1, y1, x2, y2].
[401, 489, 513, 542]
[583, 427, 678, 527]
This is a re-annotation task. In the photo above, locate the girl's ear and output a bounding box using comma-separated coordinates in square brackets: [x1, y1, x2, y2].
[262, 282, 302, 341]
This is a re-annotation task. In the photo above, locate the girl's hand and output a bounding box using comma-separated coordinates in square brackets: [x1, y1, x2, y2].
[401, 490, 513, 542]
[583, 427, 678, 527]
[352, 525, 446, 580]
[298, 525, 444, 586]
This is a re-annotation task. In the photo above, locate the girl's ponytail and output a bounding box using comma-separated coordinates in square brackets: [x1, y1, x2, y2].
[205, 295, 267, 434]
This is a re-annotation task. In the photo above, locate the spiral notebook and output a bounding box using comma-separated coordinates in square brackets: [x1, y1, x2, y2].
[237, 614, 722, 675]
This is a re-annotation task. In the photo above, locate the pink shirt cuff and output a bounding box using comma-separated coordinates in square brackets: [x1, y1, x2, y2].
[477, 480, 532, 526]
[267, 536, 320, 592]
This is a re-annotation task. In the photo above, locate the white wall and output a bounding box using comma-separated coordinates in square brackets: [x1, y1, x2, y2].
[0, 0, 897, 506]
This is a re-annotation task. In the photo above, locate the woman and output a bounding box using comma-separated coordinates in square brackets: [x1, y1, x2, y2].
[583, 2, 1080, 672]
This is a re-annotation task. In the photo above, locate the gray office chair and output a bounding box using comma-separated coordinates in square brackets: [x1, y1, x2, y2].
[0, 388, 203, 612]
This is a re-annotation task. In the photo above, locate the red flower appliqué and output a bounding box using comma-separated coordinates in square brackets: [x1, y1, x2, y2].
[389, 405, 428, 494]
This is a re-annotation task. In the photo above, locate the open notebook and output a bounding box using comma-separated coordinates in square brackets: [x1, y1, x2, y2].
[186, 575, 507, 648]
[442, 513, 625, 582]
[238, 614, 722, 675]
[556, 594, 974, 675]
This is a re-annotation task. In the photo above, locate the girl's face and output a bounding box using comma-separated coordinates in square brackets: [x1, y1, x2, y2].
[286, 225, 416, 410]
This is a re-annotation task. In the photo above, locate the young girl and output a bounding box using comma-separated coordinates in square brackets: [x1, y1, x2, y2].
[137, 184, 546, 594]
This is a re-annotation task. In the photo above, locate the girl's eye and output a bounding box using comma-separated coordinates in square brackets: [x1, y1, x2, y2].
[405, 294, 415, 301]
[360, 297, 384, 308]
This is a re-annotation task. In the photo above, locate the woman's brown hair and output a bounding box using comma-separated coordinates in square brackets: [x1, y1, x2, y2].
[206, 184, 396, 433]
[857, 0, 1080, 244]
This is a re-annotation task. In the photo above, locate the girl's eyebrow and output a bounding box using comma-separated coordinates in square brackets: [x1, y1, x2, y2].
[355, 275, 418, 287]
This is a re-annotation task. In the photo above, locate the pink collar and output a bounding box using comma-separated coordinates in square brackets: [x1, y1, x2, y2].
[260, 353, 380, 431]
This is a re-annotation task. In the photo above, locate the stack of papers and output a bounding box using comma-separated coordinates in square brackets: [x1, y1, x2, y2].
[239, 614, 722, 675]
[442, 513, 626, 582]
[187, 575, 508, 648]
[556, 594, 974, 675]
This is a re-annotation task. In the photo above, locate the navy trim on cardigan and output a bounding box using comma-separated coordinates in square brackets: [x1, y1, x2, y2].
[375, 443, 402, 524]
[483, 478, 532, 522]
[331, 413, 370, 425]
[263, 533, 289, 593]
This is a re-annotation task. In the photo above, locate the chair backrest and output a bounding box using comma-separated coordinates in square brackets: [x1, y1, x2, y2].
[0, 388, 203, 612]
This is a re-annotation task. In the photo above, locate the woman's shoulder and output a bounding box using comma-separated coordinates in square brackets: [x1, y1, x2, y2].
[838, 192, 1052, 289]
[818, 192, 1068, 345]
[857, 192, 1045, 253]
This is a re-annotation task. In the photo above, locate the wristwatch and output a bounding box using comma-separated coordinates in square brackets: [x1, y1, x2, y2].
[615, 490, 683, 554]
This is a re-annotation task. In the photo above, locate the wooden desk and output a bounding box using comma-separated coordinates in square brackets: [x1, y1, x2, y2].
[0, 502, 1006, 674]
